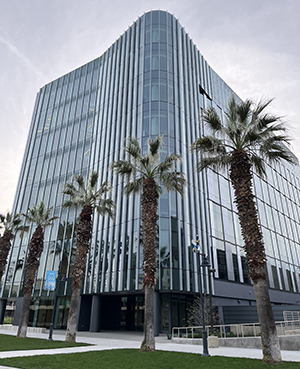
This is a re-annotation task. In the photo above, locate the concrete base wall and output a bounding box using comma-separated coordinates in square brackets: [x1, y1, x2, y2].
[0, 325, 46, 333]
[172, 335, 300, 351]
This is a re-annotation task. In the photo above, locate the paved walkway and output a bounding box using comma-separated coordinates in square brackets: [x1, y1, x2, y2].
[0, 329, 299, 368]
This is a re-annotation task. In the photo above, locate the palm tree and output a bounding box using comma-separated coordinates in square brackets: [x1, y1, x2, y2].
[62, 171, 115, 342]
[0, 212, 26, 284]
[17, 201, 57, 338]
[191, 97, 297, 363]
[111, 136, 186, 351]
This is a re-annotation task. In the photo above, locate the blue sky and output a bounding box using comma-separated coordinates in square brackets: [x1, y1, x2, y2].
[0, 0, 299, 212]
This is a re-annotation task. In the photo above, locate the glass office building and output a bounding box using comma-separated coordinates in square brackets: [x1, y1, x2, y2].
[1, 10, 300, 332]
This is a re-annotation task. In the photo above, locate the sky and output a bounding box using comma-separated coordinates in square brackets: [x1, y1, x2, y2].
[0, 0, 299, 213]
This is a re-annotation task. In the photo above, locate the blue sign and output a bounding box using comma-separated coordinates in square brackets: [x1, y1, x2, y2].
[191, 239, 200, 253]
[44, 271, 57, 291]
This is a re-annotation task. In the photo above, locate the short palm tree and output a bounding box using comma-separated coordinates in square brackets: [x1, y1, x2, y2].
[111, 136, 186, 351]
[62, 171, 115, 342]
[17, 201, 57, 338]
[191, 97, 297, 363]
[0, 212, 26, 282]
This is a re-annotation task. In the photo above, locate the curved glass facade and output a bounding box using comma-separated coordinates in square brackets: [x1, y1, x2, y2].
[2, 10, 300, 331]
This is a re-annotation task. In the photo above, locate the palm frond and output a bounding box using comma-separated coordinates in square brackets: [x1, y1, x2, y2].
[61, 183, 77, 196]
[125, 137, 142, 160]
[73, 174, 85, 191]
[196, 155, 231, 172]
[242, 129, 261, 147]
[23, 202, 58, 229]
[140, 155, 152, 176]
[111, 160, 135, 176]
[38, 201, 45, 218]
[62, 187, 76, 197]
[62, 171, 115, 221]
[0, 214, 5, 224]
[123, 177, 145, 196]
[96, 198, 116, 220]
[62, 200, 76, 209]
[263, 145, 298, 165]
[113, 135, 186, 198]
[257, 115, 282, 131]
[260, 135, 290, 151]
[225, 96, 238, 125]
[89, 171, 99, 190]
[140, 155, 150, 167]
[161, 172, 187, 196]
[19, 225, 29, 238]
[236, 99, 252, 123]
[191, 136, 227, 154]
[0, 212, 27, 239]
[148, 135, 163, 158]
[250, 154, 266, 177]
[253, 98, 273, 117]
[156, 153, 181, 175]
[95, 180, 111, 197]
[192, 95, 295, 176]
[203, 107, 222, 132]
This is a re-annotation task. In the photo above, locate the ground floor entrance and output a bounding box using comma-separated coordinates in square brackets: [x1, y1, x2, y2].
[8, 292, 195, 334]
[80, 293, 194, 334]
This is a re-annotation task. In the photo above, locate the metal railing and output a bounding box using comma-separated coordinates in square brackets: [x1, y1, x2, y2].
[172, 319, 300, 339]
[283, 311, 300, 322]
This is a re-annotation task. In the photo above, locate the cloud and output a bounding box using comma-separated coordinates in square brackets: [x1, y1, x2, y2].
[0, 29, 43, 78]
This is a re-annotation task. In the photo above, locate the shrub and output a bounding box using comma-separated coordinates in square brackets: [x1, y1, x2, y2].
[3, 316, 13, 324]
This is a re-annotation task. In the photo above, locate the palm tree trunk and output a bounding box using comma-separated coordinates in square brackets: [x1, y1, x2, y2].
[65, 287, 81, 342]
[17, 226, 44, 338]
[0, 231, 11, 281]
[253, 278, 281, 362]
[16, 294, 31, 338]
[230, 151, 281, 363]
[141, 284, 155, 350]
[140, 178, 159, 352]
[65, 204, 92, 343]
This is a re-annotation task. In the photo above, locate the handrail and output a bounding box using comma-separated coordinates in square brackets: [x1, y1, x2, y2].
[172, 319, 300, 339]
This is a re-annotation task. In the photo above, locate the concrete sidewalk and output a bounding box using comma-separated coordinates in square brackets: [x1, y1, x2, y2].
[0, 329, 299, 369]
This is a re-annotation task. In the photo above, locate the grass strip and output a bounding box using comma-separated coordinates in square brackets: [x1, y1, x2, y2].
[0, 349, 299, 369]
[0, 333, 89, 351]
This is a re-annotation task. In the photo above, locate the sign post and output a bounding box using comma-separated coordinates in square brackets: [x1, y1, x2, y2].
[45, 271, 58, 340]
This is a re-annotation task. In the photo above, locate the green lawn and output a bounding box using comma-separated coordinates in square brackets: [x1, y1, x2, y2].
[0, 350, 299, 369]
[0, 333, 89, 351]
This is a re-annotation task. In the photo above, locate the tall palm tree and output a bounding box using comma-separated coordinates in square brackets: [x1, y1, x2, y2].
[191, 97, 297, 363]
[17, 201, 57, 338]
[0, 212, 26, 284]
[111, 136, 186, 351]
[62, 171, 115, 342]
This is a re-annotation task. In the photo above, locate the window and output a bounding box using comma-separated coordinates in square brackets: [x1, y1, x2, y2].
[217, 250, 228, 280]
[271, 265, 280, 289]
[241, 256, 251, 284]
[232, 254, 240, 282]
